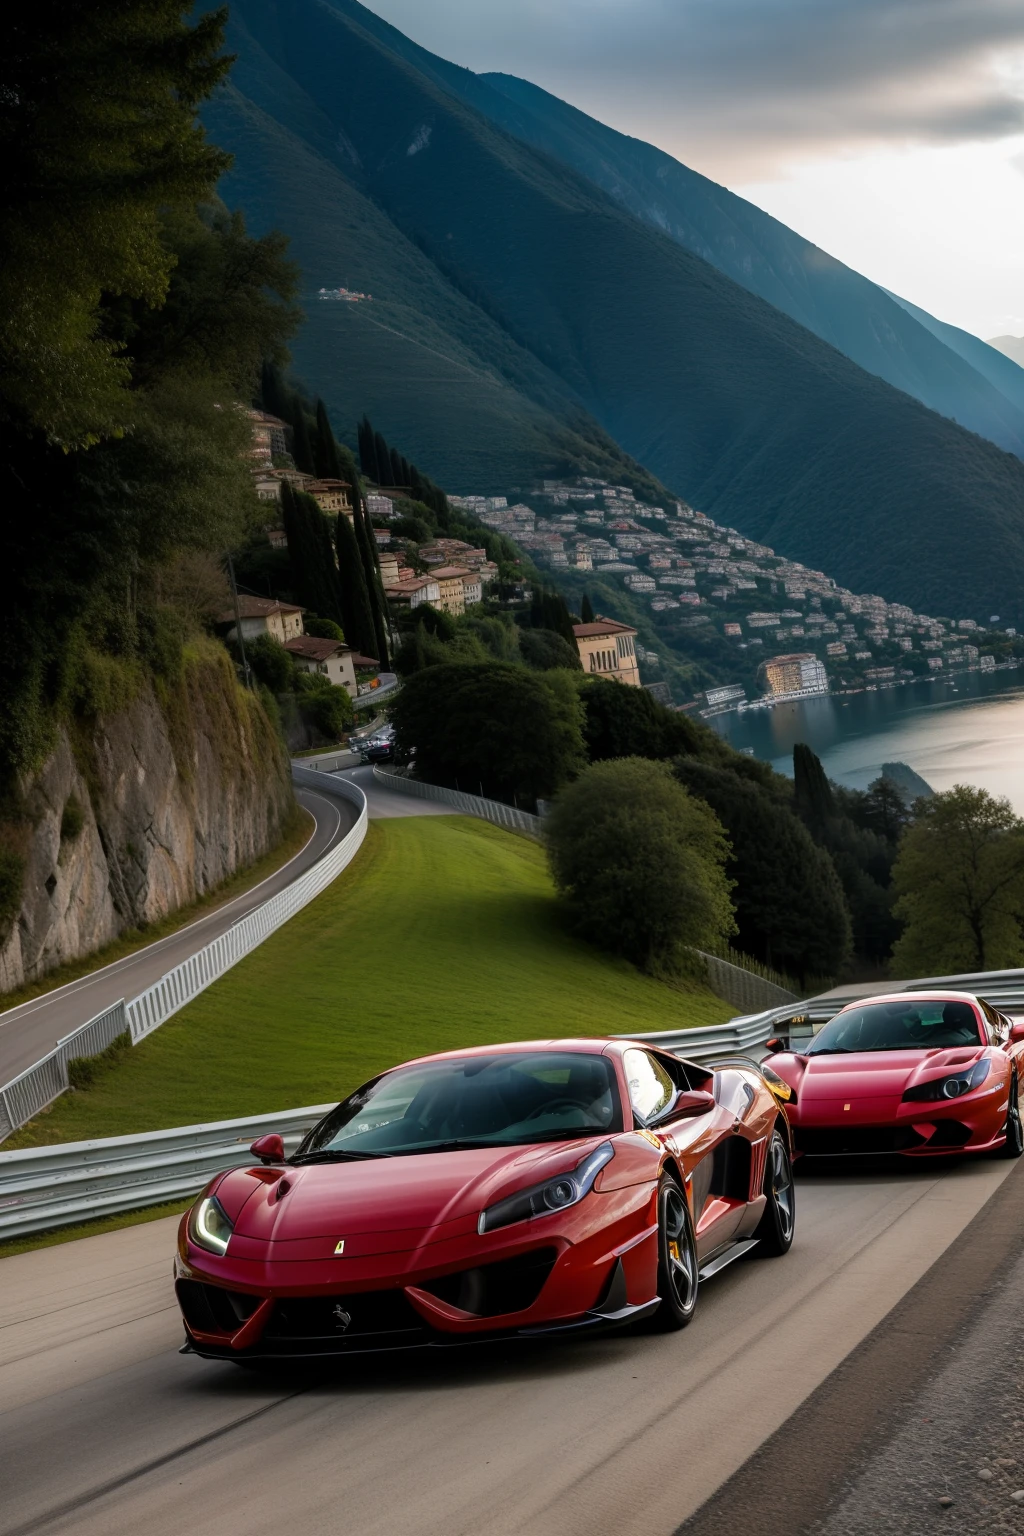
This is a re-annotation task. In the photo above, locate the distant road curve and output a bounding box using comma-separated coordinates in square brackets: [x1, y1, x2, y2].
[0, 787, 356, 1088]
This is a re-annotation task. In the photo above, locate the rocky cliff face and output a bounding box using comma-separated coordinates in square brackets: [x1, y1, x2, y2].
[0, 650, 293, 992]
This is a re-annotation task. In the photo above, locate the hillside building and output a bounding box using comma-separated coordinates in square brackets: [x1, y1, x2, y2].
[572, 619, 641, 686]
[762, 652, 828, 699]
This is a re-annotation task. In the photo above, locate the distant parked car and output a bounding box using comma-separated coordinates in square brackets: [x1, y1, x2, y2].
[361, 743, 394, 764]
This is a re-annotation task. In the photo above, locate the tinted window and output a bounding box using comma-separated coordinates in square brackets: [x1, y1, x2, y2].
[298, 1052, 622, 1158]
[807, 1000, 982, 1055]
[623, 1049, 675, 1122]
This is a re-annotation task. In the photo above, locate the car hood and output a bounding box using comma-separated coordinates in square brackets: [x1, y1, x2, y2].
[774, 1047, 987, 1103]
[226, 1141, 600, 1243]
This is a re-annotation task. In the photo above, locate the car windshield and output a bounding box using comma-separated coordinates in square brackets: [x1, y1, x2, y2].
[296, 1052, 623, 1159]
[806, 1000, 982, 1055]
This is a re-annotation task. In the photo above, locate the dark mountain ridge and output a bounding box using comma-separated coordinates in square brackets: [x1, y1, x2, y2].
[211, 0, 1024, 623]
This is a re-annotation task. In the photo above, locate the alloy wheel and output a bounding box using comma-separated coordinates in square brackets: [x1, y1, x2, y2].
[769, 1134, 795, 1242]
[662, 1183, 698, 1315]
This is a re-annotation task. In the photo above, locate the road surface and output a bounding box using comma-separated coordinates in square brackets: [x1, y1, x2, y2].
[0, 1155, 1014, 1536]
[0, 786, 358, 1087]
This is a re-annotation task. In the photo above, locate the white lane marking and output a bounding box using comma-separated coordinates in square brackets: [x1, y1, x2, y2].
[0, 790, 345, 1031]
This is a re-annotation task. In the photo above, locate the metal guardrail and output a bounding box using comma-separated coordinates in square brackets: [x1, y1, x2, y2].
[372, 766, 543, 838]
[0, 1106, 331, 1240]
[0, 773, 368, 1142]
[7, 966, 1024, 1238]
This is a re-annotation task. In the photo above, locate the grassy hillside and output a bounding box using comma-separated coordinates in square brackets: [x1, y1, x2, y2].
[9, 817, 731, 1147]
[212, 0, 1024, 626]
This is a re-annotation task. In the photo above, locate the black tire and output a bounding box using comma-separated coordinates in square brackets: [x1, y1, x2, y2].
[650, 1175, 699, 1331]
[1001, 1076, 1024, 1158]
[754, 1129, 796, 1256]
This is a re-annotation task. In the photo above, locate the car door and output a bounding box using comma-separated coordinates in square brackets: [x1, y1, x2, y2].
[621, 1049, 746, 1258]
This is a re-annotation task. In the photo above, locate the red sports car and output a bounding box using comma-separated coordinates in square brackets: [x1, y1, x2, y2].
[764, 991, 1024, 1159]
[175, 1039, 796, 1361]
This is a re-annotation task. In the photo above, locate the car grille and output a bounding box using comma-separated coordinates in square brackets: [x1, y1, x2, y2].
[419, 1247, 558, 1317]
[795, 1125, 929, 1156]
[262, 1289, 428, 1351]
[924, 1120, 972, 1148]
[176, 1280, 262, 1334]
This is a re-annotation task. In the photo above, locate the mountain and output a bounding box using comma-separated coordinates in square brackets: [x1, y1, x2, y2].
[988, 336, 1024, 370]
[277, 8, 1024, 461]
[209, 0, 1024, 623]
[467, 75, 1024, 459]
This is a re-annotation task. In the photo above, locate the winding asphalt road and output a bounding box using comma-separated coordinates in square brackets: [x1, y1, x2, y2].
[0, 786, 358, 1088]
[0, 1155, 1014, 1536]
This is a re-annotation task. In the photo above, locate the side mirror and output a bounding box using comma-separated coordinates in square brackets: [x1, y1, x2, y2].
[670, 1090, 716, 1118]
[764, 1037, 787, 1054]
[250, 1133, 285, 1164]
[1009, 1020, 1024, 1044]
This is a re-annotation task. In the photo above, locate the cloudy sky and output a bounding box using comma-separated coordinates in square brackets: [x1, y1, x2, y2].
[367, 0, 1024, 341]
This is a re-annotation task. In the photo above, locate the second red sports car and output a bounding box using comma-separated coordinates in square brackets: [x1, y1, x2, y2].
[175, 1038, 796, 1361]
[764, 991, 1024, 1158]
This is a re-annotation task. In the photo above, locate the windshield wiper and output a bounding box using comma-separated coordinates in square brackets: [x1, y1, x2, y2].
[290, 1149, 385, 1163]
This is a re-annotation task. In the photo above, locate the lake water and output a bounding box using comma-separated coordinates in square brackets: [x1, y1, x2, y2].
[710, 669, 1024, 811]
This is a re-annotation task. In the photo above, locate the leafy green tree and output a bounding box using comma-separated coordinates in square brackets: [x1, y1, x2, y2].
[335, 510, 377, 658]
[891, 786, 1024, 974]
[674, 758, 852, 981]
[2, 203, 296, 779]
[528, 590, 579, 651]
[0, 0, 233, 447]
[519, 629, 581, 671]
[580, 593, 595, 624]
[581, 677, 704, 761]
[390, 662, 586, 804]
[546, 758, 735, 971]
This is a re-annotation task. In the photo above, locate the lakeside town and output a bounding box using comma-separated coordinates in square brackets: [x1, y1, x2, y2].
[446, 478, 1022, 714]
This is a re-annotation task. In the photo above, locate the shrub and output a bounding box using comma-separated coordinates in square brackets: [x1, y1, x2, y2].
[245, 633, 295, 693]
[60, 795, 85, 842]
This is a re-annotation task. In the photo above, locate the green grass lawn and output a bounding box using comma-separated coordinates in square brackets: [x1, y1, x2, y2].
[8, 816, 732, 1148]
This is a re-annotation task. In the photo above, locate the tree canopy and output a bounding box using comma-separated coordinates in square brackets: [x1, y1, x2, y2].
[389, 662, 586, 805]
[545, 758, 735, 971]
[1, 2, 236, 447]
[674, 758, 851, 981]
[891, 785, 1024, 974]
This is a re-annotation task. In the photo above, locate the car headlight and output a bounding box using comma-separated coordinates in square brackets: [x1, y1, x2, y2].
[188, 1195, 235, 1255]
[478, 1143, 614, 1235]
[760, 1064, 797, 1105]
[903, 1060, 991, 1103]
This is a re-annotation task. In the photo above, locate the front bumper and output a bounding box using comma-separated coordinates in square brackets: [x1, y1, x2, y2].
[790, 1086, 1010, 1156]
[176, 1253, 658, 1361]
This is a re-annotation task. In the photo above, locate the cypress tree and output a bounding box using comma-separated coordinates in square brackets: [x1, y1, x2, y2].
[389, 446, 404, 487]
[336, 510, 376, 657]
[314, 400, 343, 479]
[352, 486, 391, 667]
[359, 416, 380, 482]
[581, 592, 595, 623]
[291, 407, 316, 474]
[794, 743, 836, 833]
[374, 431, 391, 483]
[281, 483, 346, 629]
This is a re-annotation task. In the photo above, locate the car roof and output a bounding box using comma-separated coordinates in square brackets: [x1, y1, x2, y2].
[836, 991, 983, 1013]
[396, 1038, 630, 1069]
